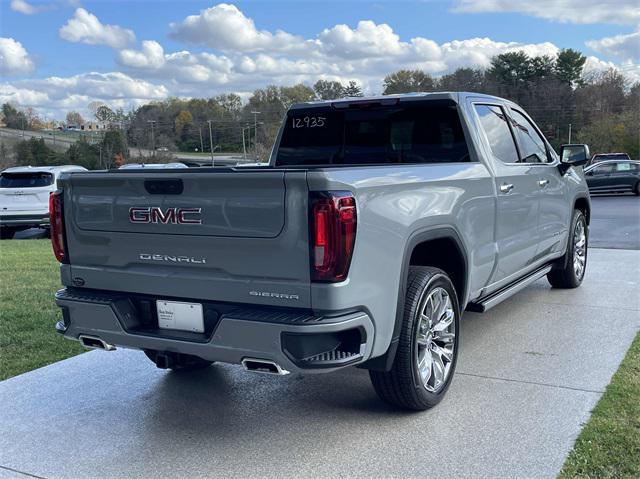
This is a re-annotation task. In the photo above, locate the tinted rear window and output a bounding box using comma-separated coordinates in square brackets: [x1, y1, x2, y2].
[0, 172, 54, 188]
[275, 100, 470, 166]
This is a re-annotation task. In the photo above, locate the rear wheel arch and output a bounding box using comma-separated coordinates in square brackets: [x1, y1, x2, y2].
[362, 226, 468, 371]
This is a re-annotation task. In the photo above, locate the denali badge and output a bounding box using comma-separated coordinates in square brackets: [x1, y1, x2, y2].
[139, 253, 206, 264]
[249, 291, 300, 301]
[129, 207, 202, 225]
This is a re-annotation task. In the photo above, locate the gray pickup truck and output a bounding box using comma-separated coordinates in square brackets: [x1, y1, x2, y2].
[53, 92, 591, 410]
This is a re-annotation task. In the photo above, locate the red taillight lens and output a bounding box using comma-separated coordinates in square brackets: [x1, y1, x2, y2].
[49, 191, 66, 263]
[310, 192, 357, 282]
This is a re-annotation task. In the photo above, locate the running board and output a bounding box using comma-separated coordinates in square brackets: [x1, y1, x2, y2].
[466, 265, 552, 313]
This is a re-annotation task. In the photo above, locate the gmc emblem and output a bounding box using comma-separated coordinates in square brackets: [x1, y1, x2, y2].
[129, 207, 202, 225]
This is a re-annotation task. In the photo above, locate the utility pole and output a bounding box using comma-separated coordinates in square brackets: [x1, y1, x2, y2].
[251, 111, 261, 158]
[147, 120, 156, 153]
[207, 120, 215, 167]
[198, 126, 204, 153]
[21, 117, 25, 138]
[568, 123, 572, 144]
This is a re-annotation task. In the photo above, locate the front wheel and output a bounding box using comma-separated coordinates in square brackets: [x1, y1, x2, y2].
[369, 266, 460, 410]
[547, 209, 588, 288]
[634, 181, 640, 196]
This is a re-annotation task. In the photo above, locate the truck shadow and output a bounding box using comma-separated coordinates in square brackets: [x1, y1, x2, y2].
[140, 363, 410, 438]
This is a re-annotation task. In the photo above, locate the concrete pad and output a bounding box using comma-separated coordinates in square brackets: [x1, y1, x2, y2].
[0, 248, 638, 479]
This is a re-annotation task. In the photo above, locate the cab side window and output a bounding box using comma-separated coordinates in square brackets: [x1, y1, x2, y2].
[510, 109, 549, 163]
[474, 104, 519, 164]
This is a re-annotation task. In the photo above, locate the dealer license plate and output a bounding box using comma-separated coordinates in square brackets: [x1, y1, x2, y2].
[156, 300, 204, 333]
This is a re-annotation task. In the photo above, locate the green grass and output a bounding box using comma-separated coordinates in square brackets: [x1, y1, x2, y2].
[558, 332, 640, 479]
[0, 239, 84, 380]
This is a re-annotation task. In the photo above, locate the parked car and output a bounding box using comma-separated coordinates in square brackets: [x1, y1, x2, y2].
[584, 160, 640, 195]
[0, 165, 87, 239]
[588, 152, 631, 166]
[119, 162, 188, 169]
[52, 93, 591, 410]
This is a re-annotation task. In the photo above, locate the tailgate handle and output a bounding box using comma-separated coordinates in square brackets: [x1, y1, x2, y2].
[144, 179, 183, 195]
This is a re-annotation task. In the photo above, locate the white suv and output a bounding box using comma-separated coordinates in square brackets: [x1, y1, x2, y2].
[0, 165, 87, 239]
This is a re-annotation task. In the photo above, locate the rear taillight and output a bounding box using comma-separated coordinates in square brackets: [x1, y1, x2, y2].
[49, 191, 66, 263]
[309, 192, 357, 282]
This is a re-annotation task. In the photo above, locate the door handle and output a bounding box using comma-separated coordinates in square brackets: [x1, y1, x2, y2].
[538, 179, 549, 187]
[499, 183, 514, 194]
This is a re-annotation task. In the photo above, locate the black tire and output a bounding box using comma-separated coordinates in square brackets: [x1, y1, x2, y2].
[634, 181, 640, 196]
[547, 209, 588, 288]
[0, 228, 16, 240]
[369, 266, 460, 410]
[144, 350, 213, 371]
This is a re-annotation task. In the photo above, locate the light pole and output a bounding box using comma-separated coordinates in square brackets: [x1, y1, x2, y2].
[251, 111, 261, 157]
[147, 120, 157, 153]
[242, 125, 248, 160]
[568, 123, 572, 144]
[207, 120, 215, 166]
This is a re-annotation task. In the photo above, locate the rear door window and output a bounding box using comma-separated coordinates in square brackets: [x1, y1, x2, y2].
[0, 172, 54, 188]
[473, 104, 519, 164]
[275, 100, 470, 166]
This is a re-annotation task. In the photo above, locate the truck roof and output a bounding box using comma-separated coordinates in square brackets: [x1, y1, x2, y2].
[290, 91, 506, 110]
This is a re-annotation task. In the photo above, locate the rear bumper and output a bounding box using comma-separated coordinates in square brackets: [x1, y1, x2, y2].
[55, 288, 374, 374]
[0, 213, 49, 228]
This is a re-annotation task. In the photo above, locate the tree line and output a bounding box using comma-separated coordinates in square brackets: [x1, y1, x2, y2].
[2, 48, 639, 168]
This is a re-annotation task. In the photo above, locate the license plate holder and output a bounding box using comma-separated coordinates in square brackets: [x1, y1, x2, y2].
[156, 300, 204, 333]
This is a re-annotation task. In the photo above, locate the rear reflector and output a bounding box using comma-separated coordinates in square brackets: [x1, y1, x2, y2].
[49, 191, 66, 263]
[309, 192, 357, 282]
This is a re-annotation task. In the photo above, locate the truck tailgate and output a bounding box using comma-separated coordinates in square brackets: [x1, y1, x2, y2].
[61, 170, 312, 308]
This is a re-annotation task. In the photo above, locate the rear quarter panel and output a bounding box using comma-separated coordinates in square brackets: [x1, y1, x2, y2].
[307, 163, 495, 357]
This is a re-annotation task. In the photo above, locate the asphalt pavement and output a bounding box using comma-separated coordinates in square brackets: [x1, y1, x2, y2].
[1, 196, 639, 479]
[589, 194, 640, 249]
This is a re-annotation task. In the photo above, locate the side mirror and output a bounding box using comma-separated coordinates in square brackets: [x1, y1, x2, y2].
[559, 144, 590, 174]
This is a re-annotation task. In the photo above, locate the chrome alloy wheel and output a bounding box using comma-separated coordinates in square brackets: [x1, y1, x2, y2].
[573, 219, 587, 280]
[415, 287, 456, 393]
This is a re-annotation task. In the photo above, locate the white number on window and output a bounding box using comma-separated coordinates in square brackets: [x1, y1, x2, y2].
[292, 116, 326, 128]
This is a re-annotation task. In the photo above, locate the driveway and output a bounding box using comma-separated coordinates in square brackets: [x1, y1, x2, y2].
[588, 194, 640, 249]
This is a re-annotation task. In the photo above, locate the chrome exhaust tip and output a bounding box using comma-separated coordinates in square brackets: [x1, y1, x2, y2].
[78, 335, 116, 351]
[241, 358, 289, 375]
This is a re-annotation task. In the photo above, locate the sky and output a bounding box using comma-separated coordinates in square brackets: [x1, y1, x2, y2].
[0, 0, 638, 120]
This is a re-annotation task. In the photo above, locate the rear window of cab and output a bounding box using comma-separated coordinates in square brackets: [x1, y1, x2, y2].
[275, 100, 470, 166]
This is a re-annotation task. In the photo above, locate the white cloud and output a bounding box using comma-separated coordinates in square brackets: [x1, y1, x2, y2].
[118, 41, 234, 84]
[582, 56, 640, 83]
[118, 40, 166, 69]
[169, 3, 311, 54]
[454, 0, 640, 25]
[319, 21, 405, 58]
[586, 30, 640, 62]
[10, 0, 45, 15]
[59, 8, 136, 49]
[0, 71, 169, 118]
[0, 37, 35, 76]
